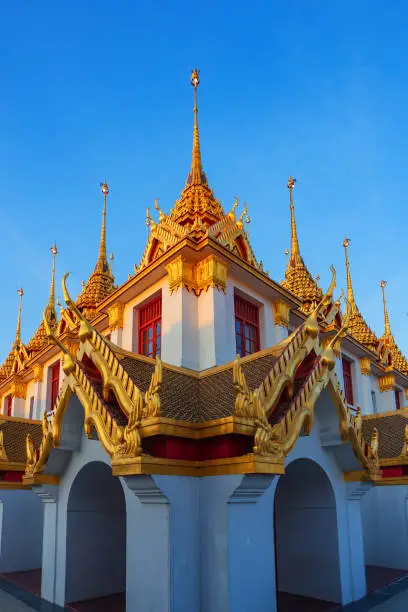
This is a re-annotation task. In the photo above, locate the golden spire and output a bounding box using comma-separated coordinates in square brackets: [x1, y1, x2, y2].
[287, 176, 301, 265]
[186, 68, 207, 187]
[380, 280, 392, 339]
[343, 238, 355, 304]
[48, 243, 57, 311]
[281, 177, 322, 311]
[95, 182, 110, 274]
[14, 288, 24, 347]
[76, 182, 115, 318]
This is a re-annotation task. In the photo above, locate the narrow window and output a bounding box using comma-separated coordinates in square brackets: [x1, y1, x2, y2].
[371, 390, 377, 413]
[50, 361, 60, 409]
[138, 296, 162, 358]
[4, 395, 12, 417]
[342, 357, 354, 405]
[29, 396, 35, 419]
[395, 389, 401, 411]
[234, 294, 260, 357]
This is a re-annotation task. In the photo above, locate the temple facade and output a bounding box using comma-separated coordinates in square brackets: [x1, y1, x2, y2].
[0, 71, 408, 612]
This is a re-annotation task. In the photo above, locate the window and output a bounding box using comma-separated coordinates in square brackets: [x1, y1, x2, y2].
[50, 361, 60, 409]
[371, 390, 377, 413]
[342, 357, 354, 405]
[29, 396, 35, 420]
[395, 389, 401, 411]
[138, 296, 162, 358]
[234, 294, 260, 357]
[4, 395, 12, 417]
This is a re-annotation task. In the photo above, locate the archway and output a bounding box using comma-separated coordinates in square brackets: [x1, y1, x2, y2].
[274, 459, 341, 612]
[65, 461, 126, 611]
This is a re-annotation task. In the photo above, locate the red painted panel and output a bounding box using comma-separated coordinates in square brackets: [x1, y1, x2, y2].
[143, 434, 253, 462]
[382, 466, 404, 478]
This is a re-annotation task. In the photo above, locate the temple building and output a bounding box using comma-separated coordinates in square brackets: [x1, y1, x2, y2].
[0, 70, 408, 612]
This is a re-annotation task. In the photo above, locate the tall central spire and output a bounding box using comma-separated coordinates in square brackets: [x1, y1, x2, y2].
[380, 280, 392, 338]
[45, 243, 58, 325]
[186, 68, 208, 187]
[343, 238, 355, 305]
[95, 181, 110, 274]
[287, 176, 302, 265]
[14, 288, 24, 347]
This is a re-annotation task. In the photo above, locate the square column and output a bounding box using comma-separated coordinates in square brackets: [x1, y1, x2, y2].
[346, 482, 371, 601]
[33, 485, 59, 604]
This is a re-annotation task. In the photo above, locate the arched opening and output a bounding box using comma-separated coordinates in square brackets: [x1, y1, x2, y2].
[274, 459, 341, 612]
[65, 461, 126, 612]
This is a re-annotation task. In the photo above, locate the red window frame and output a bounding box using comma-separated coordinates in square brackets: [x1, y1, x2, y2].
[395, 389, 401, 410]
[234, 294, 260, 357]
[4, 395, 12, 417]
[50, 361, 60, 409]
[342, 357, 354, 405]
[138, 296, 162, 358]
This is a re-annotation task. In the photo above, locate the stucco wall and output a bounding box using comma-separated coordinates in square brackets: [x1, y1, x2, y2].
[0, 490, 43, 573]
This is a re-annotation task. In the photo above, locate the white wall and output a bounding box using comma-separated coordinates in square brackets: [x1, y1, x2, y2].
[0, 490, 43, 573]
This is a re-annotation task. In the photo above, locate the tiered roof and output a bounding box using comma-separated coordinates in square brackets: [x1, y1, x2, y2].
[379, 280, 408, 374]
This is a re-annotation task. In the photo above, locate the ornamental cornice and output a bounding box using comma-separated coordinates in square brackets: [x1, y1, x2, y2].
[108, 302, 125, 331]
[165, 254, 227, 296]
[271, 299, 290, 328]
[378, 373, 395, 393]
[360, 357, 371, 377]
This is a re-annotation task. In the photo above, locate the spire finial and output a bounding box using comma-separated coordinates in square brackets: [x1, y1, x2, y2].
[15, 287, 24, 346]
[186, 68, 207, 187]
[49, 243, 57, 309]
[287, 176, 301, 264]
[380, 280, 392, 338]
[343, 238, 355, 304]
[96, 181, 109, 273]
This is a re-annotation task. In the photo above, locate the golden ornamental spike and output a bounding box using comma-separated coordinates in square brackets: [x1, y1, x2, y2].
[286, 176, 301, 264]
[15, 287, 24, 346]
[380, 280, 392, 339]
[96, 181, 109, 273]
[186, 68, 207, 187]
[342, 237, 355, 305]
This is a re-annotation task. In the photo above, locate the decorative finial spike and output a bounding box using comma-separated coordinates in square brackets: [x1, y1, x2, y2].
[15, 288, 24, 346]
[186, 68, 207, 187]
[287, 176, 301, 265]
[95, 181, 109, 274]
[380, 280, 392, 339]
[342, 237, 355, 305]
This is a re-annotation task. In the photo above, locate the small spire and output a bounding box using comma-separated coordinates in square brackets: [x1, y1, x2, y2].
[186, 68, 208, 187]
[380, 280, 392, 339]
[287, 177, 302, 265]
[15, 287, 24, 347]
[95, 182, 110, 274]
[49, 243, 57, 309]
[343, 238, 355, 304]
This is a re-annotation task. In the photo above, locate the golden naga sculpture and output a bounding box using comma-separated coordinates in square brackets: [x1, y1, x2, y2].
[232, 270, 379, 480]
[25, 275, 165, 478]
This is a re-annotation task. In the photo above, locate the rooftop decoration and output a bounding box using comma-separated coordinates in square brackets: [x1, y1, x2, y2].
[76, 181, 115, 319]
[27, 244, 58, 354]
[0, 288, 28, 381]
[281, 177, 323, 312]
[137, 69, 259, 273]
[342, 238, 379, 352]
[379, 280, 408, 374]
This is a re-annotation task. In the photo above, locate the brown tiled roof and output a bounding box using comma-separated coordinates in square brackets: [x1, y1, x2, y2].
[362, 413, 408, 459]
[119, 352, 279, 422]
[0, 419, 42, 464]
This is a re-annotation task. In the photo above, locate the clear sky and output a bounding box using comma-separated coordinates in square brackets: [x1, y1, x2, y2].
[1, 1, 408, 359]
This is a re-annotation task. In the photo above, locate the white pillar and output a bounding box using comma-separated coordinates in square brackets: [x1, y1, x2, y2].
[162, 286, 198, 369]
[12, 397, 25, 417]
[346, 482, 371, 601]
[34, 485, 59, 604]
[124, 476, 171, 612]
[110, 328, 123, 346]
[228, 475, 276, 612]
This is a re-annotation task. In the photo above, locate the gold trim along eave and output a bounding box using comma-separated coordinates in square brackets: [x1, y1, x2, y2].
[111, 453, 285, 477]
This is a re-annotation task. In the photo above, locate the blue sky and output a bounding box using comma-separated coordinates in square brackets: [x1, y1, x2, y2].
[1, 1, 408, 358]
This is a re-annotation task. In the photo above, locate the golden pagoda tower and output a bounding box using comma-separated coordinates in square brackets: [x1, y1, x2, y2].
[76, 182, 115, 318]
[27, 244, 58, 353]
[281, 177, 322, 311]
[379, 280, 408, 372]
